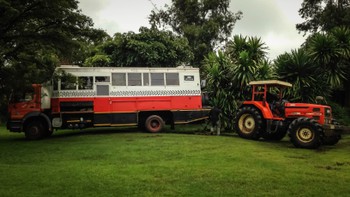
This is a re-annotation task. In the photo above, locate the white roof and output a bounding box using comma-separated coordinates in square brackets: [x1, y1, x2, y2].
[249, 80, 292, 87]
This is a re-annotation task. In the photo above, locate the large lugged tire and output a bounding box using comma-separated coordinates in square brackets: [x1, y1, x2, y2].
[235, 106, 263, 140]
[145, 115, 165, 133]
[288, 117, 322, 149]
[25, 120, 45, 140]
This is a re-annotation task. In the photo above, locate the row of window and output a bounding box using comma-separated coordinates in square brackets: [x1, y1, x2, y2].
[56, 72, 191, 90]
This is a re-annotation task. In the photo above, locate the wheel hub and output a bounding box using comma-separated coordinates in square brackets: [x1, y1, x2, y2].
[297, 128, 314, 142]
[238, 114, 255, 134]
[151, 120, 160, 129]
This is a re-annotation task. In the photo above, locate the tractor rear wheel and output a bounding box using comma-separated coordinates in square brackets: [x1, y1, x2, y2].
[288, 117, 322, 149]
[235, 106, 263, 140]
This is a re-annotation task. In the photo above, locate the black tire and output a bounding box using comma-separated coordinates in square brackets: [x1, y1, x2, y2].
[288, 117, 322, 149]
[145, 115, 165, 133]
[262, 127, 288, 141]
[235, 106, 263, 140]
[322, 135, 341, 146]
[25, 121, 45, 140]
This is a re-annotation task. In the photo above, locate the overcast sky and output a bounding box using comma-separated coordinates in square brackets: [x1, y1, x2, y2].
[78, 0, 306, 60]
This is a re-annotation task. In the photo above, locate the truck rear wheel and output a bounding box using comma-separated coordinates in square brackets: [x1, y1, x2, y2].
[288, 118, 322, 149]
[235, 106, 263, 140]
[145, 115, 165, 133]
[25, 120, 45, 140]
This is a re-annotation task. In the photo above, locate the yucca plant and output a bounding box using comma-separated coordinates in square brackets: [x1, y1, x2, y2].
[274, 49, 331, 102]
[307, 32, 346, 89]
[202, 51, 239, 130]
[202, 35, 271, 131]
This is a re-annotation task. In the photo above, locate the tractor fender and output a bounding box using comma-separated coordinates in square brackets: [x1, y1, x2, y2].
[241, 101, 274, 119]
[22, 112, 52, 131]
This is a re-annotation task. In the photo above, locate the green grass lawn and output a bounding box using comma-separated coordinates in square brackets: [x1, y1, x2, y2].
[0, 125, 350, 197]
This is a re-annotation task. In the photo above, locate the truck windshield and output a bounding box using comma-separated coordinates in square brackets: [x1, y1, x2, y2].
[10, 87, 34, 103]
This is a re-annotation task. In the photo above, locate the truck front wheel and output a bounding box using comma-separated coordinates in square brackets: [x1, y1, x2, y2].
[25, 121, 45, 140]
[145, 115, 165, 133]
[288, 118, 322, 149]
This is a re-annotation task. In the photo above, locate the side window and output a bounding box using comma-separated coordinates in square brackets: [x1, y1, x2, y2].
[61, 75, 76, 90]
[78, 77, 93, 90]
[112, 73, 126, 86]
[166, 73, 179, 85]
[151, 73, 164, 86]
[143, 73, 150, 86]
[97, 85, 109, 96]
[128, 73, 142, 86]
[95, 76, 110, 82]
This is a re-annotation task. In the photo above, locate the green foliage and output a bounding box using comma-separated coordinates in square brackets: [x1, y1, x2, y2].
[275, 27, 350, 103]
[0, 0, 109, 118]
[203, 35, 270, 130]
[329, 101, 350, 126]
[149, 0, 242, 66]
[274, 49, 330, 102]
[84, 54, 111, 67]
[91, 27, 193, 67]
[226, 35, 270, 89]
[203, 51, 238, 130]
[307, 32, 347, 88]
[297, 0, 350, 33]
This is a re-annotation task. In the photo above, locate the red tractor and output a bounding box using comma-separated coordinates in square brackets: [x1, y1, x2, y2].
[234, 80, 345, 149]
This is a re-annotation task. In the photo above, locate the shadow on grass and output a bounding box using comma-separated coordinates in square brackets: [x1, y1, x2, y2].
[50, 126, 142, 139]
[2, 124, 345, 152]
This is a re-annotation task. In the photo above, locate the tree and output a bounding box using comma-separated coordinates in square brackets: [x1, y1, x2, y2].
[225, 35, 269, 90]
[273, 49, 331, 102]
[297, 0, 350, 34]
[149, 0, 242, 66]
[202, 51, 237, 130]
[202, 36, 270, 130]
[304, 27, 350, 105]
[0, 0, 108, 83]
[89, 27, 193, 67]
[0, 0, 108, 118]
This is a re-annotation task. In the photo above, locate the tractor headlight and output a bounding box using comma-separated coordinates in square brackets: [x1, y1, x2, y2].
[325, 108, 331, 117]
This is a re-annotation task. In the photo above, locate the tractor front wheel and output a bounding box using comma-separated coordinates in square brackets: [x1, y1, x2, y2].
[235, 106, 263, 140]
[288, 118, 322, 149]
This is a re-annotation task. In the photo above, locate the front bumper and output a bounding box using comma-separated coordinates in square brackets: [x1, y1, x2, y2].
[323, 124, 350, 137]
[6, 120, 22, 132]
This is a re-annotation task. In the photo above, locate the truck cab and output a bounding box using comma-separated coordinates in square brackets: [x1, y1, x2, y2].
[7, 84, 53, 139]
